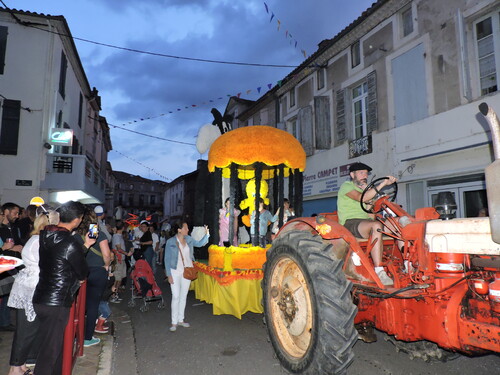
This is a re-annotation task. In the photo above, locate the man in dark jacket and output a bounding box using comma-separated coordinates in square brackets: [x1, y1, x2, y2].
[32, 201, 95, 375]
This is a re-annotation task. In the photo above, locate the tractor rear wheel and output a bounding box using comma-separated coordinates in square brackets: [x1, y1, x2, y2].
[263, 231, 358, 375]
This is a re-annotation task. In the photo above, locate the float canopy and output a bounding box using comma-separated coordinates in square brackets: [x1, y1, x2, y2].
[208, 126, 306, 179]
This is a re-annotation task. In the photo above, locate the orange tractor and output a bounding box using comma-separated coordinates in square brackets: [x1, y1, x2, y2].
[262, 103, 500, 374]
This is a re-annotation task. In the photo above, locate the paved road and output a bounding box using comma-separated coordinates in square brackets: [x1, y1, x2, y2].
[121, 275, 499, 375]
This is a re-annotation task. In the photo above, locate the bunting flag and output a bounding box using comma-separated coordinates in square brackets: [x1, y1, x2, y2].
[262, 2, 307, 59]
[114, 78, 284, 128]
[113, 149, 172, 182]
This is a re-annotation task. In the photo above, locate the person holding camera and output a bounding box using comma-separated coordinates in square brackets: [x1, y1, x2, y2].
[75, 207, 112, 347]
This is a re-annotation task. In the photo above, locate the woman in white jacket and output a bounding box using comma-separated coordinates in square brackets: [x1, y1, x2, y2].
[164, 221, 209, 332]
[7, 206, 59, 375]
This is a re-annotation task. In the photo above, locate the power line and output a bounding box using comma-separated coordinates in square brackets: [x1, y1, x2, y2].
[1, 3, 301, 69]
[108, 122, 196, 146]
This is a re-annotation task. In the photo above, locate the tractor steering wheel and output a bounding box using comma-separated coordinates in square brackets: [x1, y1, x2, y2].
[360, 177, 398, 213]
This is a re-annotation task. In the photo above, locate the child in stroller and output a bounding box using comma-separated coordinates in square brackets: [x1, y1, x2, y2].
[128, 259, 165, 312]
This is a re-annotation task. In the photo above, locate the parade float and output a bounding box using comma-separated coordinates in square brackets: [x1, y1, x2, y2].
[191, 125, 306, 318]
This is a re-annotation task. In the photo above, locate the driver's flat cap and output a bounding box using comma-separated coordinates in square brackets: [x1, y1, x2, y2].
[349, 162, 372, 173]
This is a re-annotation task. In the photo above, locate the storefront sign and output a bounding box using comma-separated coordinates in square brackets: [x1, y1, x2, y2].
[303, 163, 352, 197]
[49, 128, 74, 146]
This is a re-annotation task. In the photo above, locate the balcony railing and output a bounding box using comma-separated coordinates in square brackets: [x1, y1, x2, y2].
[40, 153, 106, 203]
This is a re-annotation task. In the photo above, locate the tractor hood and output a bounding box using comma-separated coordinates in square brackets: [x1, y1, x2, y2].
[425, 217, 500, 255]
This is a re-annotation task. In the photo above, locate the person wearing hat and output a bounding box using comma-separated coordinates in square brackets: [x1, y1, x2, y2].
[337, 162, 397, 286]
[94, 205, 112, 242]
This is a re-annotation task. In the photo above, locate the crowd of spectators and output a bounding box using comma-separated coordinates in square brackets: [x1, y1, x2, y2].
[0, 200, 168, 375]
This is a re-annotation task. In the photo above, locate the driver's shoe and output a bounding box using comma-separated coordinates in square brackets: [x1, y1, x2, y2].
[376, 269, 393, 286]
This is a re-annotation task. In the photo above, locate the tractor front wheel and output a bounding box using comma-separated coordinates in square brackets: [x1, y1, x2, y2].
[263, 231, 358, 374]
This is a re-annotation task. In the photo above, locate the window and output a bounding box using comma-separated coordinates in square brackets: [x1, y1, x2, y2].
[298, 106, 314, 156]
[128, 193, 134, 206]
[118, 193, 123, 205]
[401, 7, 414, 37]
[129, 184, 134, 190]
[71, 136, 79, 155]
[316, 68, 325, 90]
[475, 13, 499, 95]
[427, 177, 487, 218]
[352, 82, 368, 138]
[78, 93, 83, 128]
[58, 51, 67, 98]
[260, 109, 269, 125]
[57, 110, 63, 128]
[289, 88, 296, 108]
[314, 96, 331, 149]
[288, 118, 299, 140]
[392, 43, 427, 126]
[0, 99, 21, 155]
[139, 194, 144, 205]
[0, 26, 7, 75]
[351, 41, 361, 68]
[150, 195, 156, 205]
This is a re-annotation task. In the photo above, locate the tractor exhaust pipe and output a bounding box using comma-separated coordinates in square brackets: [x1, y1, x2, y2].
[479, 102, 500, 244]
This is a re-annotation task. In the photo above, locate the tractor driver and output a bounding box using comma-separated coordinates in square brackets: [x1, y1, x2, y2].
[337, 162, 397, 286]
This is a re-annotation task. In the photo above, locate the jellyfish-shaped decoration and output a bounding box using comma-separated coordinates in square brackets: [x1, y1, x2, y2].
[208, 125, 306, 247]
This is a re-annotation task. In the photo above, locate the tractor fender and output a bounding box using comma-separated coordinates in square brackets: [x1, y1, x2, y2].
[276, 217, 377, 284]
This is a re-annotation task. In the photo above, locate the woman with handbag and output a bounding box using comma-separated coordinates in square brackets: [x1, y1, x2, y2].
[164, 221, 209, 332]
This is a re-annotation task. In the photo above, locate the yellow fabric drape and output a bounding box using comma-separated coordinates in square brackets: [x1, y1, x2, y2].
[190, 271, 263, 319]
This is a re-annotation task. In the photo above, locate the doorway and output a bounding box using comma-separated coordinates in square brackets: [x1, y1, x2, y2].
[427, 180, 487, 218]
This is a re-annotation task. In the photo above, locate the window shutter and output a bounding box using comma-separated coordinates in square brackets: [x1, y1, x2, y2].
[335, 89, 346, 143]
[0, 99, 21, 155]
[0, 26, 7, 75]
[366, 71, 378, 133]
[314, 96, 331, 149]
[59, 52, 67, 98]
[298, 106, 313, 156]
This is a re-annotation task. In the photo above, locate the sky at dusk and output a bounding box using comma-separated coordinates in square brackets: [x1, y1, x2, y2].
[9, 0, 375, 182]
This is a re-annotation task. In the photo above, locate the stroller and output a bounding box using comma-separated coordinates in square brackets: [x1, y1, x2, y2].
[128, 259, 165, 312]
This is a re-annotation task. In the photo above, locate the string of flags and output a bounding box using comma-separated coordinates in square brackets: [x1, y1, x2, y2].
[264, 2, 308, 59]
[111, 67, 314, 129]
[117, 80, 280, 127]
[112, 149, 172, 182]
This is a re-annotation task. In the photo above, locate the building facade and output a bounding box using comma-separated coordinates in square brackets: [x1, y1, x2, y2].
[0, 9, 111, 206]
[235, 0, 500, 218]
[113, 171, 168, 223]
